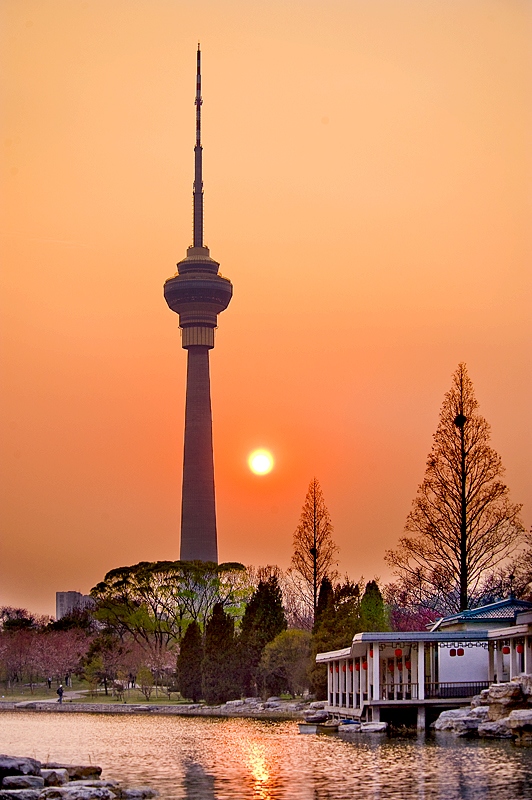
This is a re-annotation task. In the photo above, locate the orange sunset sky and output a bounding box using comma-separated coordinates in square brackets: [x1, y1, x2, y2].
[1, 0, 531, 616]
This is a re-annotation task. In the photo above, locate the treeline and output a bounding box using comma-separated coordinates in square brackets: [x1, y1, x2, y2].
[0, 562, 389, 703]
[0, 607, 94, 691]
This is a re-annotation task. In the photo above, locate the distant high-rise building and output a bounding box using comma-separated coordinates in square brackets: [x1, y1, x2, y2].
[55, 591, 93, 620]
[164, 46, 232, 563]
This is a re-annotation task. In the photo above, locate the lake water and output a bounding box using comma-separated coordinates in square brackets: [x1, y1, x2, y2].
[0, 712, 531, 800]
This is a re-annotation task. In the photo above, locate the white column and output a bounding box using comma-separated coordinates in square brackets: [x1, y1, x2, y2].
[417, 642, 425, 700]
[411, 645, 418, 698]
[495, 644, 503, 682]
[525, 637, 532, 676]
[327, 661, 332, 705]
[510, 642, 517, 679]
[341, 661, 346, 707]
[488, 643, 495, 682]
[372, 642, 380, 702]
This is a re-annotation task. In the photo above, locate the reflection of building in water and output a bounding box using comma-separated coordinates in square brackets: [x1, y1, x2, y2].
[182, 761, 215, 800]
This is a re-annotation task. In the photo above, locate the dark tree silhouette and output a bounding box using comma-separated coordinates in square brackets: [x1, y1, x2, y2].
[238, 576, 286, 696]
[290, 478, 338, 621]
[313, 576, 334, 633]
[259, 629, 312, 698]
[177, 621, 204, 702]
[360, 580, 388, 631]
[309, 580, 362, 699]
[386, 364, 524, 613]
[201, 603, 240, 704]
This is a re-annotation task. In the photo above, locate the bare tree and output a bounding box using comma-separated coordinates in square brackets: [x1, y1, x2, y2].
[479, 526, 532, 602]
[386, 363, 524, 613]
[290, 478, 338, 621]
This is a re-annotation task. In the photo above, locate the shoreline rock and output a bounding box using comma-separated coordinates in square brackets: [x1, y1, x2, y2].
[0, 757, 156, 800]
[0, 699, 308, 721]
[433, 676, 532, 743]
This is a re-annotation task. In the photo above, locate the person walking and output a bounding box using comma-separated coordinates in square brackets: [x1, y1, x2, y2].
[56, 684, 64, 704]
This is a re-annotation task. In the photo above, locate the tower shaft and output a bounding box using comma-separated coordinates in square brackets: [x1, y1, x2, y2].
[180, 346, 217, 562]
[163, 45, 232, 563]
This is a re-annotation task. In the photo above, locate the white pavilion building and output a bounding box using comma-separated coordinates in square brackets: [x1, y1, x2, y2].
[315, 598, 532, 729]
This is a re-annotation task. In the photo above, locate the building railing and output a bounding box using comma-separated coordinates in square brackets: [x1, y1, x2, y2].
[381, 682, 490, 701]
[329, 680, 490, 708]
[424, 681, 490, 699]
[380, 683, 419, 701]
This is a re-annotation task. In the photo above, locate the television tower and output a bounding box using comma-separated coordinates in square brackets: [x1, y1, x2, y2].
[164, 46, 232, 562]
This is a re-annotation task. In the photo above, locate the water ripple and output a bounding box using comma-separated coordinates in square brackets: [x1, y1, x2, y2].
[0, 712, 531, 800]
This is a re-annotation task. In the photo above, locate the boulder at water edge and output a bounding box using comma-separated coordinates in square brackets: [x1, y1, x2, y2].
[360, 722, 387, 733]
[2, 779, 44, 790]
[0, 791, 41, 800]
[42, 768, 101, 783]
[0, 758, 42, 784]
[508, 709, 532, 745]
[40, 773, 69, 788]
[486, 682, 524, 721]
[40, 787, 117, 800]
[477, 719, 513, 739]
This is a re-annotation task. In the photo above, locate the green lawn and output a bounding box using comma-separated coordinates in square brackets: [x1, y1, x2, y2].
[0, 679, 191, 705]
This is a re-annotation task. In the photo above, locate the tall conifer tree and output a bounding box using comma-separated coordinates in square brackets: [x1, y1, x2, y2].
[386, 363, 523, 612]
[202, 603, 240, 704]
[309, 580, 362, 699]
[360, 580, 388, 631]
[176, 621, 204, 702]
[291, 478, 338, 620]
[239, 576, 287, 696]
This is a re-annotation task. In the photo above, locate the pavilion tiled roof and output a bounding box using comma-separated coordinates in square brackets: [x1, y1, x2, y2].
[432, 597, 532, 630]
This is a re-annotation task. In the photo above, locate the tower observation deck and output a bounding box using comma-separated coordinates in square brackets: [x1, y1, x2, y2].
[164, 46, 232, 563]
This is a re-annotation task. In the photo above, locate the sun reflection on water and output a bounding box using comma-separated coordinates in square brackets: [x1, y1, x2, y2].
[243, 739, 272, 799]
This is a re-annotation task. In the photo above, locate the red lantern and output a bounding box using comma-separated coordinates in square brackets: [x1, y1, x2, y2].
[362, 661, 368, 670]
[330, 665, 333, 673]
[369, 650, 373, 658]
[349, 663, 353, 672]
[502, 646, 510, 655]
[397, 660, 403, 670]
[450, 649, 456, 657]
[394, 648, 402, 658]
[355, 662, 360, 672]
[388, 662, 394, 672]
[342, 664, 346, 672]
[457, 648, 464, 657]
[516, 644, 524, 654]
[335, 665, 339, 672]
[405, 661, 411, 670]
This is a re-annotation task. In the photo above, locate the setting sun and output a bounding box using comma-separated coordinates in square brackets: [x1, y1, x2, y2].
[248, 449, 274, 475]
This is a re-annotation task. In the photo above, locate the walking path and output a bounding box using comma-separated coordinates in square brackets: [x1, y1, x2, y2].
[0, 696, 319, 720]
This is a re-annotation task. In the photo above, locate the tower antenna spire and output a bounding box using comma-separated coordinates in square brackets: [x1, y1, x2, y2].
[193, 43, 203, 247]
